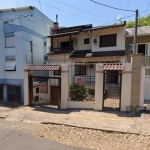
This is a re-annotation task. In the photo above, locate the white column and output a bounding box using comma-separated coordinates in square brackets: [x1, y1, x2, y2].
[121, 63, 132, 111]
[61, 64, 69, 109]
[94, 64, 103, 111]
[24, 71, 29, 106]
[140, 67, 145, 109]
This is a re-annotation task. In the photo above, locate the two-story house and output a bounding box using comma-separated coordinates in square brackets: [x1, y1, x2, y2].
[0, 6, 53, 105]
[47, 21, 126, 82]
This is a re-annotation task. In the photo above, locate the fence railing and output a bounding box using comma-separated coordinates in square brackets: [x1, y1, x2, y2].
[142, 56, 150, 67]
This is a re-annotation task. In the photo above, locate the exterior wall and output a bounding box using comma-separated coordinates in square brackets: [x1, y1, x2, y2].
[121, 63, 132, 111]
[91, 26, 125, 52]
[77, 32, 91, 50]
[67, 101, 94, 109]
[0, 7, 53, 105]
[0, 7, 53, 37]
[0, 21, 5, 79]
[4, 30, 45, 80]
[130, 54, 142, 109]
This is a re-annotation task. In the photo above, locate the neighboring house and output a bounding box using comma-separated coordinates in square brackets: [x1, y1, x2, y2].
[0, 6, 53, 104]
[47, 21, 126, 84]
[126, 26, 150, 62]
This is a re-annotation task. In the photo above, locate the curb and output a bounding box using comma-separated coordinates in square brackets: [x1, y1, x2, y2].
[41, 121, 142, 135]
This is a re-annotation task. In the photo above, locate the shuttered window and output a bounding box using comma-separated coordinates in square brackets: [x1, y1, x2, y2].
[5, 36, 15, 48]
[99, 34, 117, 47]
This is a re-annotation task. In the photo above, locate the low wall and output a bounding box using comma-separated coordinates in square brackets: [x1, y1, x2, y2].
[67, 101, 95, 109]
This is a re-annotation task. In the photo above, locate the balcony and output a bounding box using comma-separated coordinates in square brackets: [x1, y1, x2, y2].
[50, 47, 74, 54]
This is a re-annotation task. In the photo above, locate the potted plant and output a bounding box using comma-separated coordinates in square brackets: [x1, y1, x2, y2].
[88, 89, 95, 101]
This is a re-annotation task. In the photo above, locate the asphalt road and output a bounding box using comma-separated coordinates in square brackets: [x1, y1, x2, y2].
[0, 121, 84, 150]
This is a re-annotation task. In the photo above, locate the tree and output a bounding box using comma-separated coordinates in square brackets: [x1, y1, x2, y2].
[126, 14, 150, 28]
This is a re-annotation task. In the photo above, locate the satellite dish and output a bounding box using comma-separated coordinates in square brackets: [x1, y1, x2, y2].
[115, 15, 121, 21]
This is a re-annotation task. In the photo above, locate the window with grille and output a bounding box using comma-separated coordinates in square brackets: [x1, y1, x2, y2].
[53, 70, 61, 76]
[7, 85, 21, 103]
[75, 65, 86, 76]
[99, 34, 117, 47]
[84, 38, 89, 44]
[0, 85, 3, 100]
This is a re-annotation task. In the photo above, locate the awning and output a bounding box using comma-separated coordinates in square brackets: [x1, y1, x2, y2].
[24, 65, 61, 71]
[103, 64, 124, 71]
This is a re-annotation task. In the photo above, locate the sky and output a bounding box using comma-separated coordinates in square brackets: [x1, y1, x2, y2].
[0, 0, 150, 27]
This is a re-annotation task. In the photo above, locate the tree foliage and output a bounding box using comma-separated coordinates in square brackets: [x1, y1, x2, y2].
[126, 14, 150, 28]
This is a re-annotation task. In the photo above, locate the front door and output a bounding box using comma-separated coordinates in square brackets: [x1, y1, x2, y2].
[50, 86, 59, 105]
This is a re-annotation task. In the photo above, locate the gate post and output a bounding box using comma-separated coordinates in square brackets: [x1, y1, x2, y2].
[121, 63, 132, 111]
[140, 67, 145, 109]
[24, 70, 29, 105]
[95, 64, 103, 111]
[61, 64, 69, 109]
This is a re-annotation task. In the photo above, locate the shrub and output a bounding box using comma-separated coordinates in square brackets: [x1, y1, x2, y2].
[70, 83, 87, 101]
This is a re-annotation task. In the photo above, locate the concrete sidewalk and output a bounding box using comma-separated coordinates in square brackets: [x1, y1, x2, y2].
[0, 106, 150, 135]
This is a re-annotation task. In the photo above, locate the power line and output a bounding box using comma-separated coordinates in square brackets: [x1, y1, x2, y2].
[51, 0, 112, 21]
[33, 0, 107, 22]
[99, 8, 150, 26]
[38, 0, 47, 36]
[124, 0, 131, 17]
[90, 0, 135, 12]
[144, 1, 150, 17]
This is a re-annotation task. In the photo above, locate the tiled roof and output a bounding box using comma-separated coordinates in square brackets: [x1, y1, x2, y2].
[24, 65, 61, 71]
[126, 26, 150, 37]
[84, 21, 126, 32]
[70, 50, 125, 58]
[103, 64, 124, 71]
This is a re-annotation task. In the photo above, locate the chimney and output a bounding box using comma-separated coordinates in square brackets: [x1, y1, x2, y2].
[53, 14, 59, 31]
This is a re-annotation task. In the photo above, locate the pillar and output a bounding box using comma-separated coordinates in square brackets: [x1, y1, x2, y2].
[121, 63, 132, 111]
[130, 54, 142, 110]
[140, 67, 145, 109]
[94, 64, 103, 111]
[61, 64, 69, 109]
[24, 71, 29, 106]
[3, 84, 7, 102]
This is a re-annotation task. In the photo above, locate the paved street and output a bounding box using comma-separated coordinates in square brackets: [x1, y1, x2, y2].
[0, 120, 84, 150]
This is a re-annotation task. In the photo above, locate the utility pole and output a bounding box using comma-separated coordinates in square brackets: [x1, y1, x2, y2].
[133, 9, 138, 54]
[30, 41, 33, 64]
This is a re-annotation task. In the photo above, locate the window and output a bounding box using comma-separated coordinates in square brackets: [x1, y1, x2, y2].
[84, 38, 89, 44]
[54, 70, 61, 76]
[61, 41, 70, 49]
[7, 85, 21, 103]
[5, 36, 15, 48]
[99, 34, 117, 47]
[138, 44, 146, 56]
[0, 85, 3, 101]
[5, 60, 16, 71]
[75, 65, 86, 76]
[36, 87, 39, 94]
[34, 95, 39, 102]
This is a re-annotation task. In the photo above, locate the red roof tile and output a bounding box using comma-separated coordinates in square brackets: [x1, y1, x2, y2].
[103, 64, 124, 71]
[24, 65, 61, 71]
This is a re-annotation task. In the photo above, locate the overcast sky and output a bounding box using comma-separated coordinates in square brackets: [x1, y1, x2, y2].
[0, 0, 150, 27]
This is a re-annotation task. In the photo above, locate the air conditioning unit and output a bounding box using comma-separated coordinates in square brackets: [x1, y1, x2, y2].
[93, 38, 98, 44]
[73, 38, 77, 45]
[128, 44, 133, 50]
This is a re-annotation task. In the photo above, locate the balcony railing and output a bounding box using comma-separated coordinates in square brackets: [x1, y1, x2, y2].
[51, 47, 74, 53]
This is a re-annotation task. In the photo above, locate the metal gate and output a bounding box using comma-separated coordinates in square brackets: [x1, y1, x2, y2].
[103, 71, 122, 111]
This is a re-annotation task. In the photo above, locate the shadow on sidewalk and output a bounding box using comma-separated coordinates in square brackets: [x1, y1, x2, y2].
[29, 106, 145, 118]
[0, 102, 22, 109]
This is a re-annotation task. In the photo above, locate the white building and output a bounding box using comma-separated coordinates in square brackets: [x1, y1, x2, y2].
[0, 6, 53, 104]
